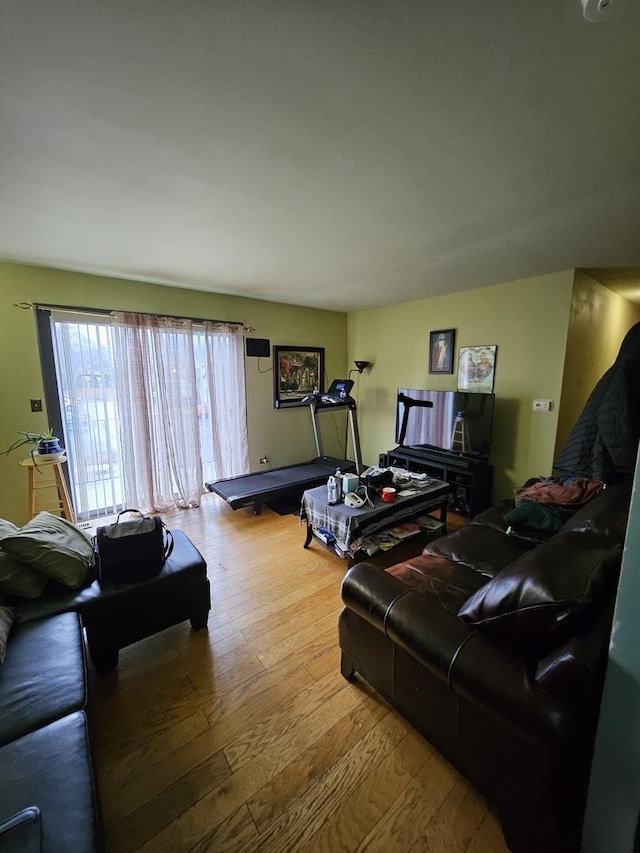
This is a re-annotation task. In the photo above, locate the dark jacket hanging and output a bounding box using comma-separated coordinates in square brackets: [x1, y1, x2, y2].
[554, 321, 640, 482]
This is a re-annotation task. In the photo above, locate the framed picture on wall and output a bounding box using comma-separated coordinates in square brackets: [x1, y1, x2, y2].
[429, 329, 455, 374]
[457, 345, 497, 393]
[273, 345, 325, 408]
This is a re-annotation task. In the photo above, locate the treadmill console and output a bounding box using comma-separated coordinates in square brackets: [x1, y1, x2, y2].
[326, 378, 354, 399]
[303, 379, 355, 406]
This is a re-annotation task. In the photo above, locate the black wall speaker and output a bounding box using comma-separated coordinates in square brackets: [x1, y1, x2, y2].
[246, 338, 271, 358]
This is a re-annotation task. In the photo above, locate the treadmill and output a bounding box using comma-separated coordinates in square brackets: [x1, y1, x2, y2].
[206, 384, 363, 513]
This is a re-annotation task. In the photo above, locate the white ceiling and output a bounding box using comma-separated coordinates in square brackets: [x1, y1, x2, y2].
[1, 1, 639, 312]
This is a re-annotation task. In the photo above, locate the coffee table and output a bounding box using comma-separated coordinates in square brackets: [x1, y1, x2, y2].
[301, 478, 452, 564]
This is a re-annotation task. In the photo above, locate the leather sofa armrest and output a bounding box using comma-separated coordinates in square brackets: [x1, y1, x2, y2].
[343, 562, 571, 742]
[341, 562, 414, 630]
[342, 562, 476, 678]
[0, 807, 41, 852]
[444, 626, 572, 742]
[389, 592, 571, 741]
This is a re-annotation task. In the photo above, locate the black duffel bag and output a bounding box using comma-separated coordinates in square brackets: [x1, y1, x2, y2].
[94, 509, 174, 585]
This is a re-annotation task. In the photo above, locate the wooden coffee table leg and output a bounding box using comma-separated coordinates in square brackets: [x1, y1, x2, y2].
[303, 523, 313, 549]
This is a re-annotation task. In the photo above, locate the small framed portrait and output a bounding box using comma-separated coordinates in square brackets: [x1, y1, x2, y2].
[429, 329, 455, 374]
[273, 345, 325, 408]
[457, 345, 497, 393]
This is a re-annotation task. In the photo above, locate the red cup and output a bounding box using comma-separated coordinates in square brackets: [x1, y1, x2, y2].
[381, 486, 396, 503]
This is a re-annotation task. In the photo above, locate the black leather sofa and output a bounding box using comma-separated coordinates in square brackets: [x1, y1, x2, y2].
[339, 478, 631, 853]
[0, 611, 99, 851]
[0, 528, 211, 851]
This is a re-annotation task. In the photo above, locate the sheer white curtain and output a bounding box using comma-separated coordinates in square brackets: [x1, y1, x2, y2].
[111, 312, 203, 511]
[201, 321, 249, 480]
[110, 312, 249, 512]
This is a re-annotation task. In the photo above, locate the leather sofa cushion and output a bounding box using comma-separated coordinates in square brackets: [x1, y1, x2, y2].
[469, 501, 514, 532]
[387, 555, 488, 615]
[423, 523, 535, 579]
[458, 532, 622, 653]
[558, 478, 632, 540]
[0, 711, 98, 852]
[0, 612, 86, 746]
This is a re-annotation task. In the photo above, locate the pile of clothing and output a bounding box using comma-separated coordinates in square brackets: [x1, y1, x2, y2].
[505, 476, 604, 533]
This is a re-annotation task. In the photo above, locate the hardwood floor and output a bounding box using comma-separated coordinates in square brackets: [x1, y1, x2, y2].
[88, 494, 509, 852]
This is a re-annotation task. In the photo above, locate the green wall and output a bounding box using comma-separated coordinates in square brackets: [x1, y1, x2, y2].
[3, 261, 632, 523]
[555, 270, 640, 457]
[347, 272, 575, 500]
[0, 262, 347, 524]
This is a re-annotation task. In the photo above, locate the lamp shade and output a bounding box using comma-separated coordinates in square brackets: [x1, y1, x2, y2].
[354, 360, 371, 373]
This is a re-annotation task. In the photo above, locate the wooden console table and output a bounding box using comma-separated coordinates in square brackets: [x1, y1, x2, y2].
[301, 478, 452, 564]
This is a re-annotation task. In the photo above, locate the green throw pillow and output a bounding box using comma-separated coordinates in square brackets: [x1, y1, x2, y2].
[2, 512, 93, 589]
[0, 604, 16, 666]
[0, 550, 49, 599]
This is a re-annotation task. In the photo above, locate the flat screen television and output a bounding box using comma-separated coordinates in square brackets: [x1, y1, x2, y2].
[395, 389, 495, 459]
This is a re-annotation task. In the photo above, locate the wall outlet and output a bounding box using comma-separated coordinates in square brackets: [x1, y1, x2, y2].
[260, 455, 270, 465]
[533, 399, 553, 413]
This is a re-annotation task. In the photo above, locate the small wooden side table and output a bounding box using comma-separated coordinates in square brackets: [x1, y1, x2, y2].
[20, 453, 76, 524]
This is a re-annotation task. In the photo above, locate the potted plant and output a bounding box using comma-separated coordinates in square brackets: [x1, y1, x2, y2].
[2, 428, 63, 466]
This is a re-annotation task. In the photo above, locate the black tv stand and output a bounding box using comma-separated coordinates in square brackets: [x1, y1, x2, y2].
[402, 445, 485, 468]
[379, 446, 493, 518]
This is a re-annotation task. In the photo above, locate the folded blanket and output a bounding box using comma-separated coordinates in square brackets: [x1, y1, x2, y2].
[514, 477, 604, 508]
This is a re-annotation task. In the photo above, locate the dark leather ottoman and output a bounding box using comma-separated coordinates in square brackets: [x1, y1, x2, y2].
[15, 530, 210, 673]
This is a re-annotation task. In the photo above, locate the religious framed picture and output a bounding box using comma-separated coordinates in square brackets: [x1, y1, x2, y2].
[273, 346, 325, 408]
[457, 345, 497, 394]
[429, 329, 455, 374]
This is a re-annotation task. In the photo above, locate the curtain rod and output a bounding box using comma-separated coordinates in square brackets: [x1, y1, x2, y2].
[15, 301, 255, 332]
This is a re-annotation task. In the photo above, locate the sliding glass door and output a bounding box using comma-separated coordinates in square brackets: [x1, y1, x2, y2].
[38, 308, 249, 521]
[50, 312, 124, 520]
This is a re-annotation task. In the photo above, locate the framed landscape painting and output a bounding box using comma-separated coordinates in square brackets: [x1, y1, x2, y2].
[457, 345, 497, 393]
[273, 346, 325, 408]
[429, 329, 455, 374]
